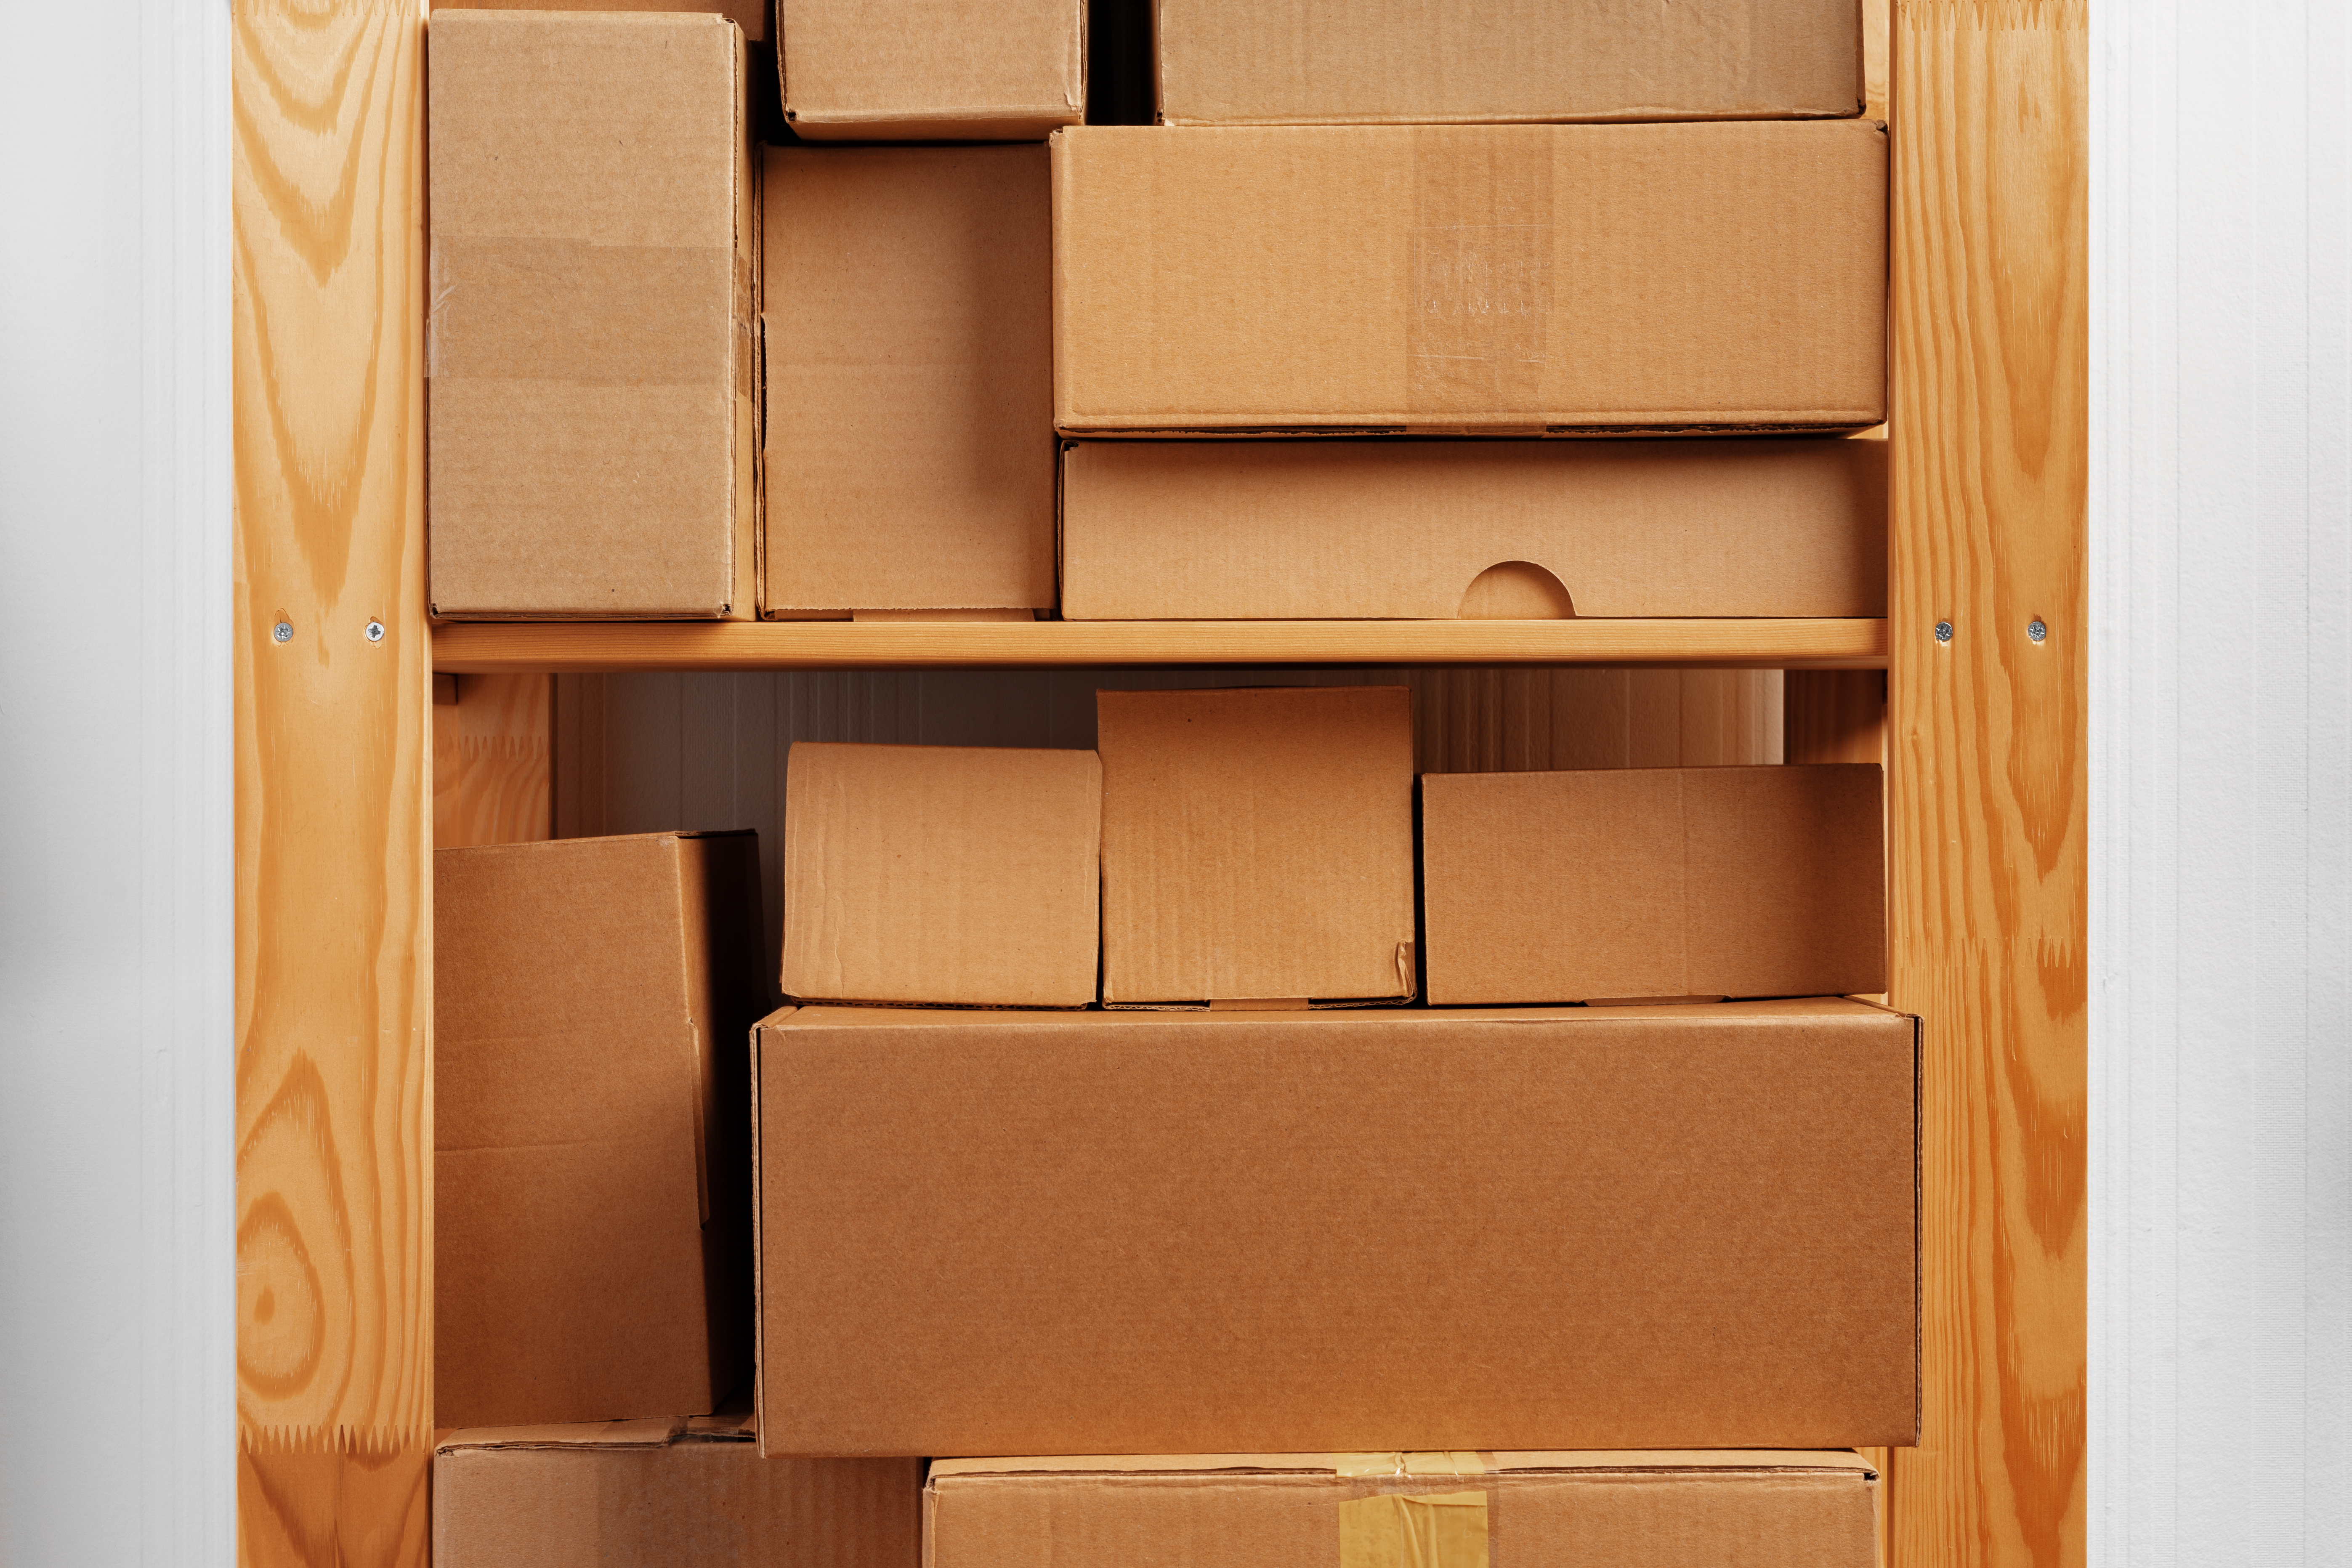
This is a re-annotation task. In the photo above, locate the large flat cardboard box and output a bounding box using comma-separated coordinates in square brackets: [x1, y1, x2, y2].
[1052, 122, 1886, 436]
[753, 999, 1919, 1456]
[432, 0, 765, 43]
[1423, 765, 1887, 1005]
[779, 0, 1084, 140]
[435, 1414, 921, 1567]
[436, 832, 769, 1428]
[1060, 437, 1888, 620]
[928, 1452, 1880, 1568]
[1155, 0, 1861, 127]
[428, 12, 756, 618]
[781, 741, 1101, 1007]
[763, 146, 1055, 615]
[1098, 686, 1415, 1006]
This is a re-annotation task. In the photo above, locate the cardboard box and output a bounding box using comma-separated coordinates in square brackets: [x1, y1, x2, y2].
[1155, 0, 1861, 127]
[927, 1452, 1880, 1568]
[1052, 122, 1887, 436]
[1422, 765, 1887, 1005]
[1060, 436, 1888, 620]
[1097, 686, 1415, 1006]
[763, 146, 1055, 615]
[427, 12, 756, 618]
[778, 0, 1084, 140]
[431, 0, 766, 44]
[781, 742, 1101, 1007]
[753, 999, 1918, 1456]
[436, 832, 769, 1428]
[434, 1414, 921, 1567]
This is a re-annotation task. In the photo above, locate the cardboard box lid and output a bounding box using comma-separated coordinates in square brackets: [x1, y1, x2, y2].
[1154, 0, 1860, 125]
[781, 742, 1101, 1007]
[1422, 765, 1887, 1005]
[928, 1451, 1879, 1480]
[763, 146, 1055, 613]
[431, 0, 766, 43]
[754, 999, 1918, 1456]
[427, 11, 753, 617]
[1052, 122, 1887, 435]
[1059, 436, 1888, 620]
[779, 0, 1084, 138]
[1096, 686, 1417, 1005]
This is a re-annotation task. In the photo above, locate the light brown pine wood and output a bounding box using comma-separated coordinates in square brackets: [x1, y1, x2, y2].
[1887, 4, 2086, 1566]
[234, 2, 430, 1563]
[433, 673, 552, 847]
[1786, 670, 1889, 765]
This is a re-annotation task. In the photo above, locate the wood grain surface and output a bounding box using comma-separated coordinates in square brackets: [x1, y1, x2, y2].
[1887, 4, 2087, 1566]
[433, 674, 552, 847]
[432, 617, 1889, 673]
[234, 2, 430, 1563]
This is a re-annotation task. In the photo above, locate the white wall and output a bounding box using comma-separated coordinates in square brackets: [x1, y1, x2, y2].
[2090, 1, 2352, 1561]
[0, 2, 234, 1565]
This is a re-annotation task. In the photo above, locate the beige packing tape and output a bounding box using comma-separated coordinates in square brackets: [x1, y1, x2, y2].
[1404, 128, 1554, 435]
[425, 236, 736, 388]
[1334, 1454, 1491, 1568]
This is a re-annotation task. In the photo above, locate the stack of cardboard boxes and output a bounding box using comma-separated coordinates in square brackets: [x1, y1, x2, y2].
[425, 3, 1907, 1565]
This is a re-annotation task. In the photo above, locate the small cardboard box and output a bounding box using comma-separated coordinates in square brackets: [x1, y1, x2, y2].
[435, 832, 769, 1429]
[763, 146, 1055, 616]
[778, 0, 1084, 140]
[927, 1452, 1881, 1568]
[1060, 436, 1888, 620]
[752, 1000, 1919, 1456]
[432, 0, 766, 43]
[427, 12, 756, 618]
[1155, 0, 1861, 127]
[1422, 765, 1887, 1005]
[1097, 686, 1416, 1006]
[434, 1414, 922, 1567]
[781, 742, 1101, 1007]
[1052, 122, 1886, 436]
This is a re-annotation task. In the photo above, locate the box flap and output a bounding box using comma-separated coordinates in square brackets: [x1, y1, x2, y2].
[779, 0, 1084, 135]
[437, 1417, 691, 1454]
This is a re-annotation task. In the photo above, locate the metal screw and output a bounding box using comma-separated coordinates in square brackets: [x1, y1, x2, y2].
[2027, 619, 2048, 643]
[365, 620, 386, 643]
[1934, 620, 1953, 643]
[272, 621, 293, 644]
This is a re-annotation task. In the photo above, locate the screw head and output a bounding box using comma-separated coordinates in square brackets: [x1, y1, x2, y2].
[1934, 620, 1954, 644]
[272, 621, 293, 644]
[365, 620, 386, 643]
[2027, 619, 2048, 643]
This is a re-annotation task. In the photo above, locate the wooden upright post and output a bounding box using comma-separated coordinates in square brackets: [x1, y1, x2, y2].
[234, 3, 431, 1563]
[1887, 4, 2087, 1565]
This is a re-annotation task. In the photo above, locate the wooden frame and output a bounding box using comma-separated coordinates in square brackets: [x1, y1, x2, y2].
[232, 3, 2086, 1563]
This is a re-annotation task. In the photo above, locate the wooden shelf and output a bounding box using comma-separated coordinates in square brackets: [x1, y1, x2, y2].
[431, 617, 1890, 674]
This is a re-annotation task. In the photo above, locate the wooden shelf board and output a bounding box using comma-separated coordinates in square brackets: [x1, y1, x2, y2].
[431, 617, 1889, 674]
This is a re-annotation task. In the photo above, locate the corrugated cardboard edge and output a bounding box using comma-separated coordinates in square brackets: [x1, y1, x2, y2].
[927, 1450, 1879, 1481]
[734, 19, 759, 621]
[436, 1411, 757, 1456]
[749, 1005, 797, 1459]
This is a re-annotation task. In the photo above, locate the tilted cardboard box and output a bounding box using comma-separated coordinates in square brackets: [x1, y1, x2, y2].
[427, 12, 756, 619]
[763, 146, 1055, 616]
[928, 1452, 1880, 1568]
[432, 0, 767, 43]
[435, 1415, 921, 1567]
[1422, 765, 1887, 1005]
[435, 832, 769, 1428]
[1060, 436, 1888, 620]
[752, 1000, 1919, 1456]
[1155, 0, 1861, 127]
[779, 0, 1084, 140]
[781, 741, 1101, 1007]
[1097, 687, 1416, 1006]
[1052, 122, 1887, 436]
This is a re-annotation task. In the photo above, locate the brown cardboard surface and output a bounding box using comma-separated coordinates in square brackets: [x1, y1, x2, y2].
[781, 741, 1101, 1006]
[779, 0, 1082, 139]
[753, 999, 1919, 1456]
[427, 12, 756, 618]
[433, 0, 767, 44]
[1422, 765, 1887, 1005]
[1097, 687, 1415, 1005]
[433, 1415, 921, 1567]
[435, 831, 769, 1429]
[1060, 436, 1887, 619]
[1155, 0, 1860, 126]
[926, 1451, 1878, 1568]
[1052, 122, 1887, 435]
[763, 146, 1055, 614]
